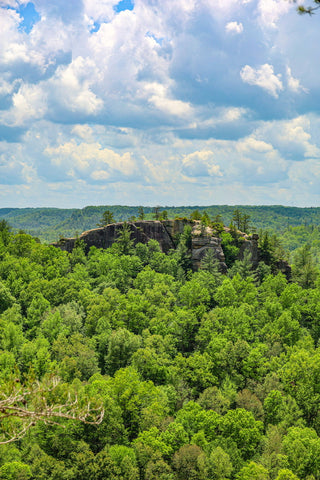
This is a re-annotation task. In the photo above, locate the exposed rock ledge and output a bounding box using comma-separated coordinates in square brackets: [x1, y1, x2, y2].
[52, 219, 290, 278]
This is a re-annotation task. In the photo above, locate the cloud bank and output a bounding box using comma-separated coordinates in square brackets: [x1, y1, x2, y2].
[0, 0, 319, 207]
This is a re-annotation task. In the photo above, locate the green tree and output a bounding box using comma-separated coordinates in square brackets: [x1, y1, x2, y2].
[228, 251, 253, 280]
[96, 210, 115, 227]
[144, 455, 174, 480]
[115, 222, 135, 255]
[0, 220, 11, 247]
[220, 409, 264, 460]
[292, 244, 318, 288]
[0, 461, 32, 480]
[236, 461, 269, 480]
[105, 328, 141, 376]
[172, 444, 206, 480]
[138, 207, 145, 221]
[275, 469, 300, 480]
[200, 249, 220, 277]
[232, 209, 243, 230]
[205, 446, 233, 479]
[281, 427, 320, 478]
[152, 206, 161, 220]
[190, 210, 202, 221]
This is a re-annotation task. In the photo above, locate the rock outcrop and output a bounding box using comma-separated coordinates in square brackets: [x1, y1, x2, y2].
[53, 219, 290, 278]
[55, 221, 175, 254]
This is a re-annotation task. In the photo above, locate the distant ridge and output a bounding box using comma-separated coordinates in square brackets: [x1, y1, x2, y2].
[1, 205, 320, 243]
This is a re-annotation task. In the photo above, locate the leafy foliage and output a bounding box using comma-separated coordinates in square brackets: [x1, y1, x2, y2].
[0, 219, 319, 479]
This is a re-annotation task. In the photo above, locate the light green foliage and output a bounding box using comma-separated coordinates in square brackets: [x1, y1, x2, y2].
[52, 333, 100, 381]
[108, 445, 139, 480]
[0, 283, 15, 315]
[19, 336, 52, 377]
[280, 348, 320, 425]
[205, 446, 233, 480]
[1, 211, 320, 479]
[214, 274, 257, 308]
[175, 401, 220, 442]
[178, 278, 210, 314]
[275, 469, 300, 480]
[221, 232, 240, 268]
[200, 248, 220, 277]
[292, 244, 318, 288]
[173, 352, 217, 396]
[114, 222, 135, 255]
[281, 427, 320, 478]
[263, 390, 303, 429]
[0, 461, 31, 480]
[228, 250, 253, 280]
[220, 409, 264, 460]
[109, 367, 170, 438]
[105, 328, 141, 376]
[144, 454, 174, 480]
[131, 346, 169, 384]
[236, 461, 269, 480]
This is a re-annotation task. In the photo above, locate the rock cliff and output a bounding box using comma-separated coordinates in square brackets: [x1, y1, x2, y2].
[52, 219, 290, 277]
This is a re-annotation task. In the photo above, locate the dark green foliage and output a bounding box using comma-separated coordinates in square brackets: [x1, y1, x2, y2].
[114, 222, 135, 255]
[96, 210, 115, 227]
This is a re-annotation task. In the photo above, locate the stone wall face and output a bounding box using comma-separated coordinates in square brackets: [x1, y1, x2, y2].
[54, 221, 175, 254]
[52, 220, 290, 277]
[191, 234, 227, 273]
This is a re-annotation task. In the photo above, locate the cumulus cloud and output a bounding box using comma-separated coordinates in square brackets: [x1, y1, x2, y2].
[255, 116, 320, 161]
[286, 66, 308, 94]
[71, 124, 94, 141]
[225, 21, 243, 34]
[44, 140, 137, 183]
[240, 64, 283, 98]
[143, 82, 193, 117]
[1, 0, 320, 206]
[182, 150, 223, 178]
[257, 0, 292, 28]
[1, 82, 47, 126]
[48, 57, 103, 116]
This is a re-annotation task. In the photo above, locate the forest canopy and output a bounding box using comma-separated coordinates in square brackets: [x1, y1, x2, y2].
[0, 214, 320, 479]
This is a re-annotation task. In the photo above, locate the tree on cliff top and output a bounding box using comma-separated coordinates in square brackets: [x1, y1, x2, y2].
[97, 210, 115, 227]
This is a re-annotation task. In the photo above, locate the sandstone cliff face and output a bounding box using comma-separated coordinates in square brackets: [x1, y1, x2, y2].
[190, 224, 227, 273]
[55, 221, 175, 254]
[54, 219, 229, 272]
[53, 219, 290, 277]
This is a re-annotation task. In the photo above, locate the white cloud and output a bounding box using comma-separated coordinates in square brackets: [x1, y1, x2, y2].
[225, 21, 243, 34]
[255, 116, 320, 160]
[83, 0, 117, 23]
[240, 64, 283, 98]
[143, 82, 193, 117]
[257, 0, 292, 28]
[286, 66, 308, 94]
[237, 137, 273, 153]
[72, 124, 94, 141]
[1, 82, 47, 126]
[182, 150, 223, 177]
[44, 140, 136, 179]
[49, 57, 103, 115]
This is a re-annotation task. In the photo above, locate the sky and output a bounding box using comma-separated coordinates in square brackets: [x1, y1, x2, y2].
[0, 0, 320, 208]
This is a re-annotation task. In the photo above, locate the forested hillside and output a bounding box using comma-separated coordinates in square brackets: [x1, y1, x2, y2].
[2, 205, 320, 245]
[0, 220, 320, 479]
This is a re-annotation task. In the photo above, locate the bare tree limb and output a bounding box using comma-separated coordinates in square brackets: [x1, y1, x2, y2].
[0, 376, 104, 444]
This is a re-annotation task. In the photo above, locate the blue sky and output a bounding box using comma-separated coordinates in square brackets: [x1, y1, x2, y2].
[0, 0, 319, 207]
